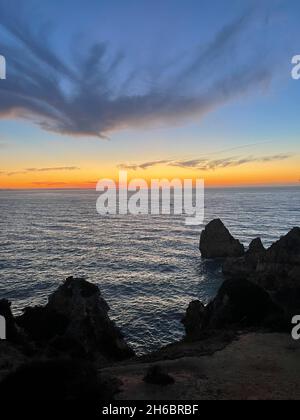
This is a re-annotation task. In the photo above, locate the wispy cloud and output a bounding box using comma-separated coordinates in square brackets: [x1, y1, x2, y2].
[31, 180, 95, 187]
[4, 166, 80, 176]
[24, 166, 80, 172]
[118, 160, 171, 170]
[0, 5, 276, 138]
[119, 154, 292, 171]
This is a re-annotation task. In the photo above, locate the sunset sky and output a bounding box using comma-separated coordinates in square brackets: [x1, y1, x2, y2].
[0, 0, 299, 188]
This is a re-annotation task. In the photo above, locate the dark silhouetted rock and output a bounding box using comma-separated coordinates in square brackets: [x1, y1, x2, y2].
[223, 238, 266, 280]
[247, 238, 265, 256]
[223, 227, 300, 292]
[0, 342, 27, 384]
[265, 227, 300, 265]
[46, 336, 87, 359]
[255, 227, 300, 290]
[46, 277, 135, 361]
[143, 365, 175, 386]
[16, 306, 69, 342]
[182, 300, 206, 341]
[200, 219, 244, 258]
[204, 278, 283, 330]
[183, 278, 285, 340]
[273, 287, 300, 326]
[0, 359, 107, 401]
[14, 277, 134, 364]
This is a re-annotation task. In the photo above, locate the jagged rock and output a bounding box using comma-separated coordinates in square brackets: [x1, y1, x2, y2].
[200, 219, 244, 258]
[223, 237, 266, 280]
[182, 300, 206, 341]
[247, 238, 265, 256]
[204, 278, 284, 330]
[0, 342, 27, 383]
[16, 306, 69, 342]
[15, 277, 135, 363]
[255, 227, 300, 290]
[0, 278, 134, 397]
[265, 227, 300, 265]
[222, 256, 251, 279]
[223, 228, 300, 292]
[183, 279, 285, 340]
[143, 365, 175, 386]
[273, 287, 300, 322]
[45, 277, 135, 361]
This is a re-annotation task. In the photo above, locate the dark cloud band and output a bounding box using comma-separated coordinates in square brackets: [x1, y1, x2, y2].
[0, 6, 275, 138]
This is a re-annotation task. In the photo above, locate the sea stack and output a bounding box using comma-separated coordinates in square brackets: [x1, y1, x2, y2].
[200, 219, 244, 258]
[16, 277, 135, 363]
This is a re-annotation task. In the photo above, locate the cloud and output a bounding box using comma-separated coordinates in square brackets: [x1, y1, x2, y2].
[118, 160, 171, 170]
[0, 6, 276, 138]
[5, 166, 80, 176]
[24, 166, 80, 172]
[31, 180, 95, 187]
[119, 154, 292, 172]
[171, 154, 292, 170]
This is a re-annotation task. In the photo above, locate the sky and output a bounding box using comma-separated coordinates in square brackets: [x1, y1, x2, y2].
[0, 0, 299, 188]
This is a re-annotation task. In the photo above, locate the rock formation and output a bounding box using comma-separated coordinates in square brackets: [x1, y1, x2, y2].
[143, 365, 175, 386]
[256, 227, 300, 290]
[183, 278, 284, 341]
[200, 219, 244, 258]
[223, 227, 300, 292]
[0, 359, 101, 401]
[16, 277, 135, 363]
[186, 222, 300, 342]
[247, 237, 265, 255]
[222, 237, 266, 281]
[182, 300, 206, 341]
[0, 277, 135, 399]
[46, 277, 135, 361]
[1, 223, 300, 401]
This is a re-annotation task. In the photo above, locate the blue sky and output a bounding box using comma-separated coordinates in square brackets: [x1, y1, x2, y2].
[0, 0, 299, 187]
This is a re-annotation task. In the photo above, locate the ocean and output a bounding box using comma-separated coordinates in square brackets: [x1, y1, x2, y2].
[0, 187, 299, 354]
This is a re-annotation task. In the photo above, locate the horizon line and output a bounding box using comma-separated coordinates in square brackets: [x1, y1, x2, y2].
[0, 184, 299, 191]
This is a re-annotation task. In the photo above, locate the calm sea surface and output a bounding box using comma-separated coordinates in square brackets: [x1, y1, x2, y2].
[0, 187, 299, 354]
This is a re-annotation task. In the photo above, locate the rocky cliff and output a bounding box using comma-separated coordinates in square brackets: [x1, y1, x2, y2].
[0, 221, 299, 400]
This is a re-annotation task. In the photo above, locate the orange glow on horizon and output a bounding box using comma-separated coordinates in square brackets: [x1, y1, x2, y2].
[0, 155, 299, 189]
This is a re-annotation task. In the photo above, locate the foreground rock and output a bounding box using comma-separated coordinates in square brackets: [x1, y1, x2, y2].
[223, 227, 300, 290]
[0, 359, 101, 401]
[192, 224, 300, 341]
[200, 219, 244, 258]
[143, 365, 175, 386]
[0, 277, 134, 399]
[257, 227, 300, 290]
[16, 277, 135, 363]
[1, 223, 299, 400]
[182, 301, 206, 340]
[183, 278, 285, 341]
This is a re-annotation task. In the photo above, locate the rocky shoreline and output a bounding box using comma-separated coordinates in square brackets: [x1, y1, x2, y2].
[0, 220, 299, 400]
